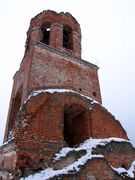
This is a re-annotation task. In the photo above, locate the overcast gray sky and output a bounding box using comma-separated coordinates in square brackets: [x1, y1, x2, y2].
[0, 0, 135, 145]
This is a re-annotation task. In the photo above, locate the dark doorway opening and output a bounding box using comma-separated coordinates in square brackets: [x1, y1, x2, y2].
[64, 104, 90, 147]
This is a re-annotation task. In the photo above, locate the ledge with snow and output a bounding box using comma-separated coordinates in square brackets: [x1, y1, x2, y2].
[0, 88, 134, 180]
[19, 137, 135, 180]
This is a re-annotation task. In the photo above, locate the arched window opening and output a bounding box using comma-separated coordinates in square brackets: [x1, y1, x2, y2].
[64, 104, 90, 147]
[63, 25, 73, 50]
[8, 90, 22, 133]
[41, 24, 51, 45]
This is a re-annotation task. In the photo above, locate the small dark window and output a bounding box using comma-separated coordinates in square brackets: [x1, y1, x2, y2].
[93, 92, 96, 97]
[41, 24, 50, 45]
[63, 25, 73, 50]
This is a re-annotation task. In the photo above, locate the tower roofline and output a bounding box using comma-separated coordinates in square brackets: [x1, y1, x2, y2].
[32, 10, 80, 27]
[28, 9, 81, 34]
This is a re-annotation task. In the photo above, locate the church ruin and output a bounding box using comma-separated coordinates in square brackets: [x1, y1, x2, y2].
[0, 10, 135, 180]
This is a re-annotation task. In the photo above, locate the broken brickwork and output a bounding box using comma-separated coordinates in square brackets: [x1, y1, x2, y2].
[0, 10, 135, 180]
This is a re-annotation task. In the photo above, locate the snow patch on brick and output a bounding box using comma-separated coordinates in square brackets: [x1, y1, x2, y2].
[112, 160, 135, 179]
[53, 137, 129, 161]
[20, 137, 135, 180]
[3, 130, 14, 146]
[24, 88, 99, 105]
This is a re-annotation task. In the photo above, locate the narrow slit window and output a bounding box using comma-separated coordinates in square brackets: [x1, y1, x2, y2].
[41, 24, 51, 45]
[93, 92, 96, 97]
[63, 26, 73, 50]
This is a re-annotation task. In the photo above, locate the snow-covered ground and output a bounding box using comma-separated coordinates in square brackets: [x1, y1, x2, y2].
[20, 137, 135, 180]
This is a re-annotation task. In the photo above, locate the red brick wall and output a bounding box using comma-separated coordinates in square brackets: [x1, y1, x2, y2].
[91, 104, 128, 139]
[26, 44, 101, 103]
[15, 92, 128, 152]
[1, 10, 134, 180]
[12, 92, 127, 173]
[15, 92, 92, 150]
[4, 67, 25, 141]
[55, 141, 135, 179]
[73, 158, 123, 180]
[4, 10, 102, 142]
[0, 141, 16, 179]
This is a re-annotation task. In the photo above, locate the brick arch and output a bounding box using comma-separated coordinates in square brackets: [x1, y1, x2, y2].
[18, 90, 128, 148]
[13, 90, 129, 173]
[23, 90, 92, 119]
[4, 86, 23, 141]
[31, 10, 80, 33]
[18, 90, 92, 147]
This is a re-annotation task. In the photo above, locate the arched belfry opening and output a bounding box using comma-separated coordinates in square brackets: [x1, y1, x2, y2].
[41, 23, 51, 45]
[25, 10, 82, 57]
[64, 104, 90, 147]
[63, 25, 73, 50]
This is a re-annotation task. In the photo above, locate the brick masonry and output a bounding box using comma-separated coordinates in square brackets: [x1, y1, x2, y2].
[0, 10, 135, 180]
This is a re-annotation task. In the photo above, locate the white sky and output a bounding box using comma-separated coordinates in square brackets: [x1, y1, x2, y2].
[0, 0, 135, 145]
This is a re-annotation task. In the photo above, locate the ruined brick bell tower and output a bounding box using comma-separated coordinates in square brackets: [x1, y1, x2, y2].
[1, 10, 135, 180]
[4, 10, 103, 145]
